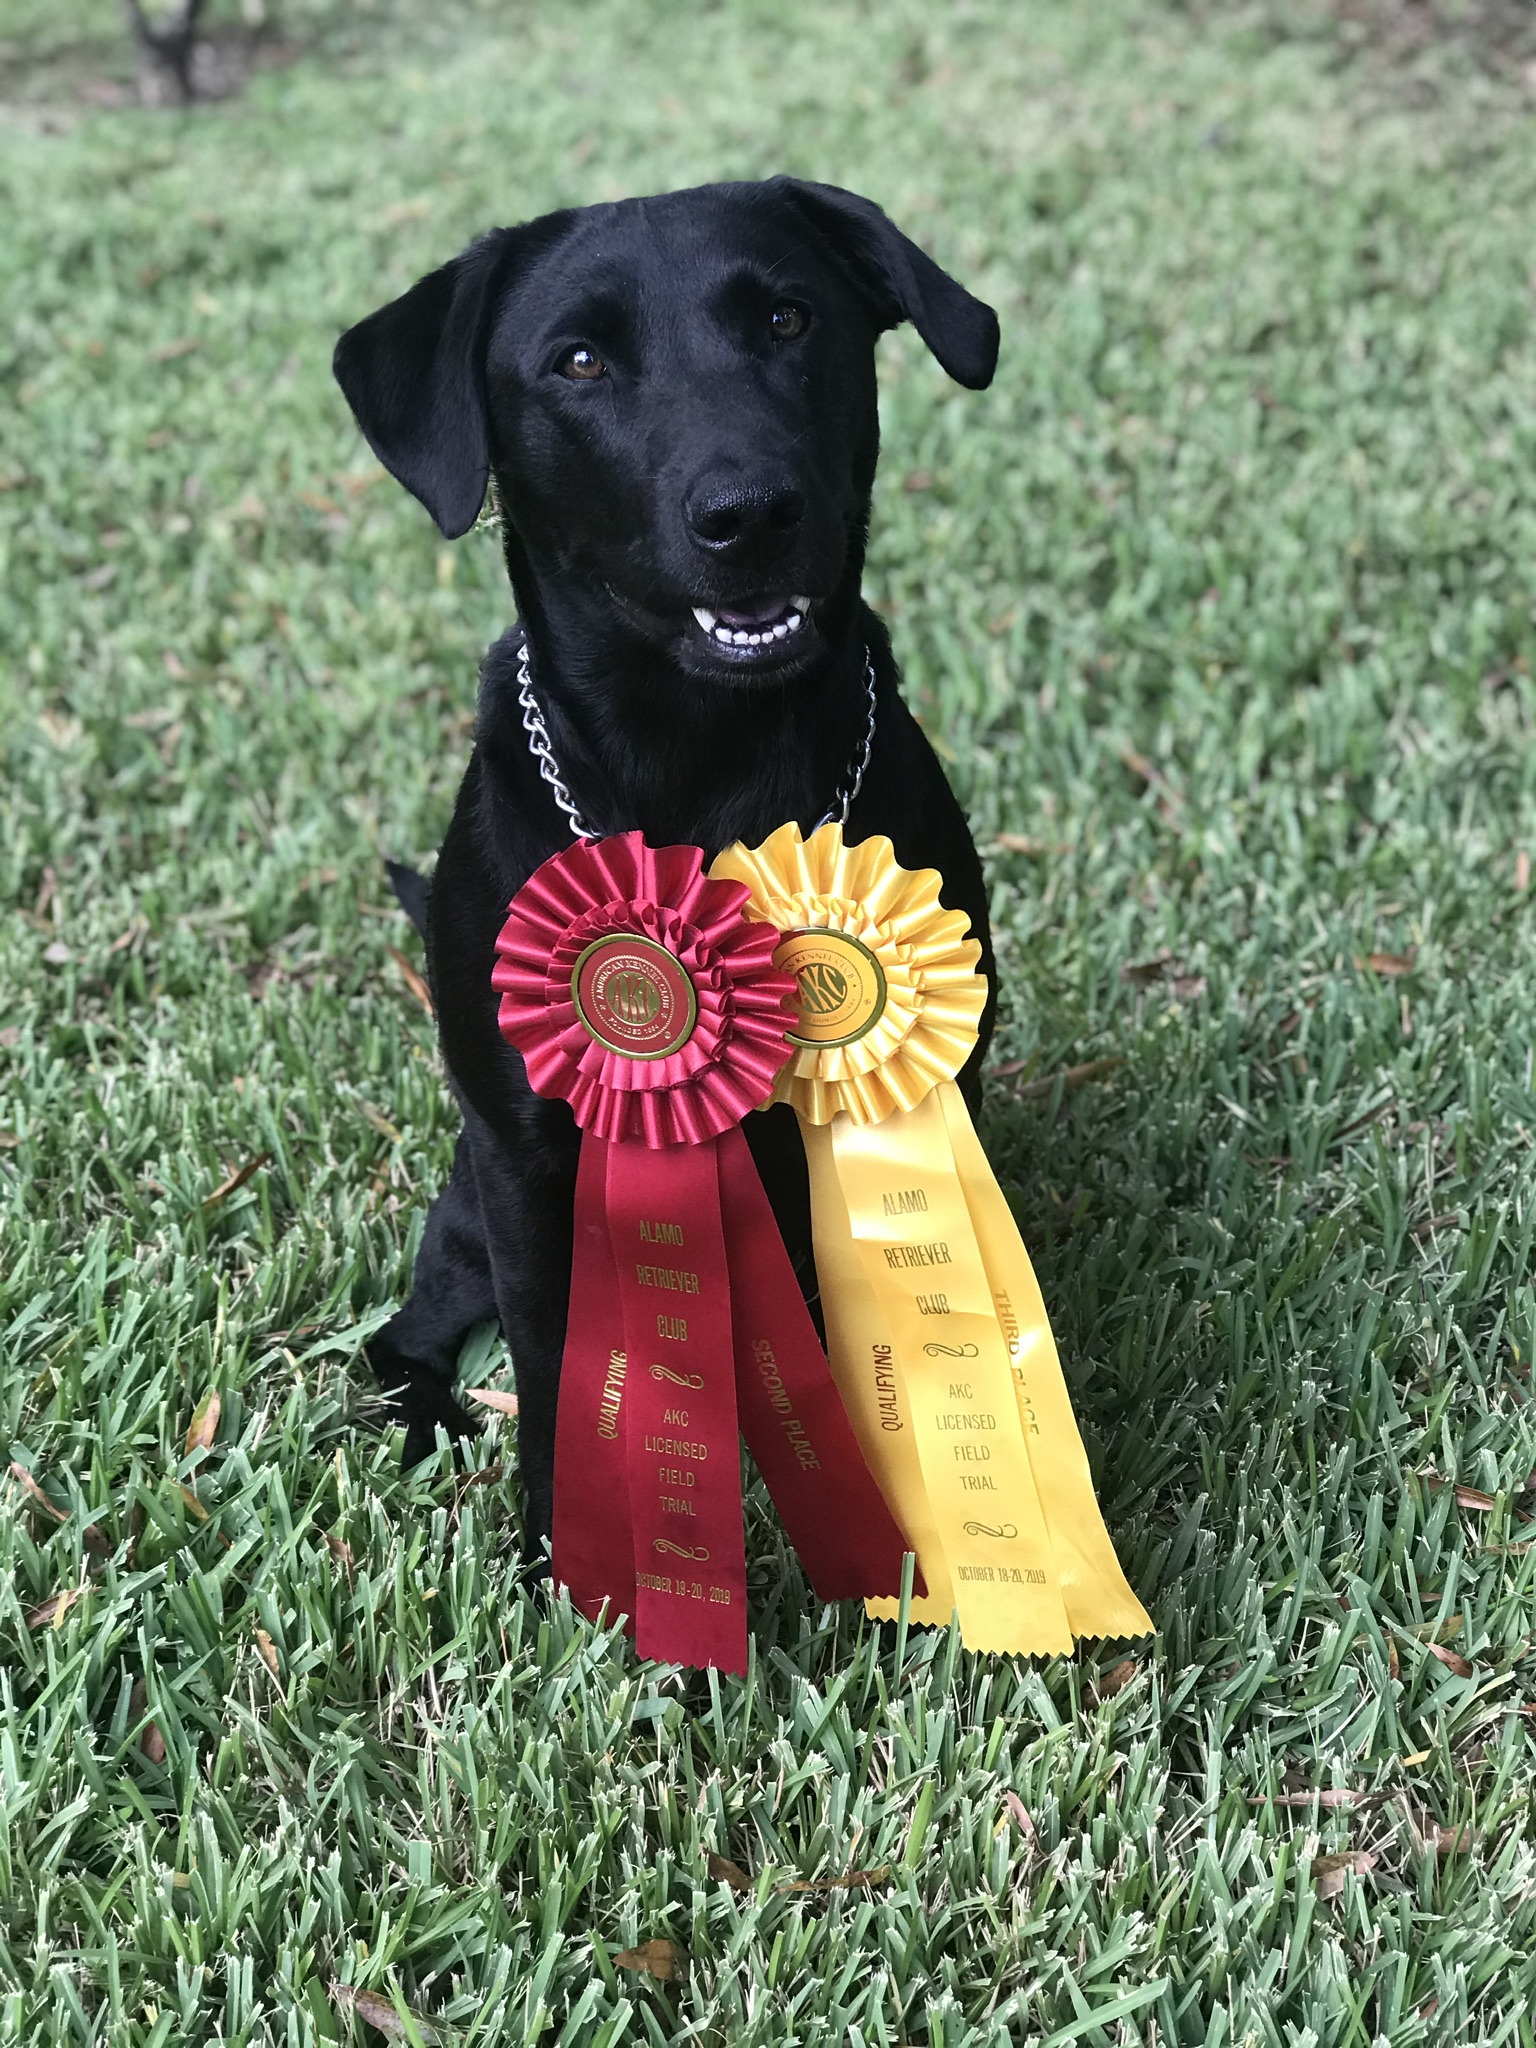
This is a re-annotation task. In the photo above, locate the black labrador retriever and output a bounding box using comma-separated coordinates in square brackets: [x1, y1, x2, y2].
[334, 177, 1001, 1553]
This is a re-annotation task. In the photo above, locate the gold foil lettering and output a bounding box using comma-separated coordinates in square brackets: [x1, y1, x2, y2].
[596, 1349, 627, 1441]
[634, 1264, 700, 1294]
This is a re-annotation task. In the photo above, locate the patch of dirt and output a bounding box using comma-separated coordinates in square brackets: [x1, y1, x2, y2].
[1261, 0, 1536, 105]
[0, 7, 340, 124]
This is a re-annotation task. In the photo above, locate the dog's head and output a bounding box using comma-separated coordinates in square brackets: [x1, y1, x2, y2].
[334, 179, 997, 686]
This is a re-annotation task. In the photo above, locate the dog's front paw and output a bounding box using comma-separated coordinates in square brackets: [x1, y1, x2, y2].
[386, 1376, 482, 1471]
[520, 1481, 554, 1576]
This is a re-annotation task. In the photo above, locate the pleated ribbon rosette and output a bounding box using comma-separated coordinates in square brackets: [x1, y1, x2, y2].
[710, 822, 1153, 1654]
[492, 832, 910, 1672]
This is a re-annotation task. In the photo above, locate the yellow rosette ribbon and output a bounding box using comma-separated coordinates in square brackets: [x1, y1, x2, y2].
[710, 822, 1152, 1654]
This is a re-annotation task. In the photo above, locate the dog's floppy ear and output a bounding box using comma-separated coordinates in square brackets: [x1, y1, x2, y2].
[773, 178, 999, 391]
[333, 226, 536, 540]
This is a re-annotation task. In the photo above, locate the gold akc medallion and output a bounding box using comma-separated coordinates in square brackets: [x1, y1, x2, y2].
[775, 928, 887, 1048]
[710, 822, 1153, 1657]
[570, 933, 699, 1059]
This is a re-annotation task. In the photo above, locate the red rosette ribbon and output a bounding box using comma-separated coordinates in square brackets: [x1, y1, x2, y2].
[493, 832, 910, 1672]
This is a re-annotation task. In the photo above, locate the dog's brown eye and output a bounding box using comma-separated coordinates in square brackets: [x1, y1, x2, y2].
[558, 346, 606, 381]
[770, 303, 806, 341]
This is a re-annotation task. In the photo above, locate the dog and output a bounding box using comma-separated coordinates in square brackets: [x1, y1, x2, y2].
[334, 177, 1001, 1553]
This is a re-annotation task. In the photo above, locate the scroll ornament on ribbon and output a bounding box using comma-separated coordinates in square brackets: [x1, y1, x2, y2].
[710, 822, 1153, 1655]
[492, 832, 910, 1673]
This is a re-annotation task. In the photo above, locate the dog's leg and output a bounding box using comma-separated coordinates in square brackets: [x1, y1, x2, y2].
[466, 1114, 578, 1566]
[369, 1128, 494, 1468]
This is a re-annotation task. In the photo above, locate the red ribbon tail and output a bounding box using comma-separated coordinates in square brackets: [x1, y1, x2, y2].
[552, 1132, 637, 1630]
[607, 1136, 749, 1672]
[717, 1125, 914, 1603]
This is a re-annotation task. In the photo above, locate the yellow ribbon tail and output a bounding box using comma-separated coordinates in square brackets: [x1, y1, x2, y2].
[801, 1117, 957, 1630]
[936, 1082, 1154, 1643]
[801, 1085, 1151, 1653]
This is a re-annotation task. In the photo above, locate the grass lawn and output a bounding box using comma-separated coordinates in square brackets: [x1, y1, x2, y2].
[5, 2, 1536, 2041]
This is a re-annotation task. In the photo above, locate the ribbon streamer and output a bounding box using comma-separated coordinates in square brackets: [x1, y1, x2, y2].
[493, 832, 910, 1672]
[711, 823, 1153, 1654]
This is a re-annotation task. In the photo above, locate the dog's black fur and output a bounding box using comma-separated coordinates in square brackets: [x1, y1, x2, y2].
[334, 178, 1000, 1550]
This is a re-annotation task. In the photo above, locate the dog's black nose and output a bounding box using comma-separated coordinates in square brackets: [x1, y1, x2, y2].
[685, 472, 807, 553]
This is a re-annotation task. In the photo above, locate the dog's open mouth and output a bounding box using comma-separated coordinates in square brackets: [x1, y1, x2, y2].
[690, 594, 810, 659]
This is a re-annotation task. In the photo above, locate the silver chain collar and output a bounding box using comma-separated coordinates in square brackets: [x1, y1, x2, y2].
[517, 637, 596, 838]
[516, 634, 877, 842]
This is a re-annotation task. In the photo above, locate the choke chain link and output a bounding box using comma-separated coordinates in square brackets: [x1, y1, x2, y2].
[516, 632, 877, 842]
[816, 646, 878, 831]
[517, 636, 596, 840]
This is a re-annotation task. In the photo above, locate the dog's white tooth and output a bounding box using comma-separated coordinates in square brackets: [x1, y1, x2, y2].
[790, 595, 811, 613]
[732, 631, 751, 646]
[747, 632, 763, 646]
[771, 622, 788, 639]
[784, 610, 802, 632]
[692, 607, 717, 632]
